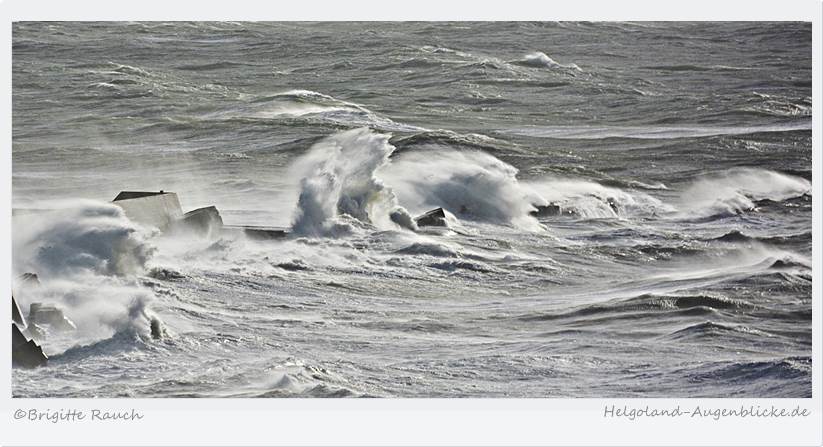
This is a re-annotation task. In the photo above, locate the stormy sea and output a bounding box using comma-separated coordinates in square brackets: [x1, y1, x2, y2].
[11, 22, 812, 397]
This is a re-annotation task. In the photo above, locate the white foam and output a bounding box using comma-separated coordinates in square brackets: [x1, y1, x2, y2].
[524, 178, 670, 219]
[290, 128, 416, 236]
[12, 200, 161, 351]
[500, 122, 812, 140]
[13, 200, 155, 277]
[381, 149, 545, 231]
[230, 90, 426, 132]
[516, 52, 581, 71]
[676, 168, 811, 218]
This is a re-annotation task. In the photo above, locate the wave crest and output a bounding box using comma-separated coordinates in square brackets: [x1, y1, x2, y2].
[676, 168, 811, 219]
[513, 52, 581, 71]
[13, 200, 155, 277]
[291, 128, 416, 236]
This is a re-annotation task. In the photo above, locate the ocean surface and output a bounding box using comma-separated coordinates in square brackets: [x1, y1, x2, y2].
[11, 22, 812, 397]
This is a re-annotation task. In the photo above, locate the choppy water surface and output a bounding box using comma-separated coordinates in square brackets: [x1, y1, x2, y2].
[12, 22, 812, 397]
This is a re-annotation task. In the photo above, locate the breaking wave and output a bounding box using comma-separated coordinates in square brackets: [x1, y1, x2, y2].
[13, 200, 155, 277]
[382, 148, 544, 230]
[513, 52, 581, 71]
[524, 178, 670, 219]
[675, 168, 811, 219]
[223, 90, 425, 132]
[290, 128, 416, 236]
[12, 201, 162, 353]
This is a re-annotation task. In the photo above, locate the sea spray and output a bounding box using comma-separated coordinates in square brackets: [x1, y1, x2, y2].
[523, 168, 809, 221]
[25, 277, 161, 343]
[676, 168, 811, 218]
[291, 128, 416, 236]
[524, 178, 670, 219]
[12, 200, 162, 348]
[381, 149, 545, 230]
[13, 200, 155, 277]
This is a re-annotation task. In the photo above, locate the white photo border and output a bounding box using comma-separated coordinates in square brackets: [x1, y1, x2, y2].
[0, 1, 820, 445]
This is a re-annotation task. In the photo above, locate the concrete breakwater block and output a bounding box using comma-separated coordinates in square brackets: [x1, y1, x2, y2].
[12, 322, 48, 368]
[28, 303, 77, 332]
[529, 203, 561, 218]
[111, 191, 292, 241]
[12, 296, 48, 368]
[223, 225, 289, 240]
[176, 206, 224, 236]
[414, 208, 448, 227]
[112, 191, 183, 232]
[12, 295, 26, 327]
